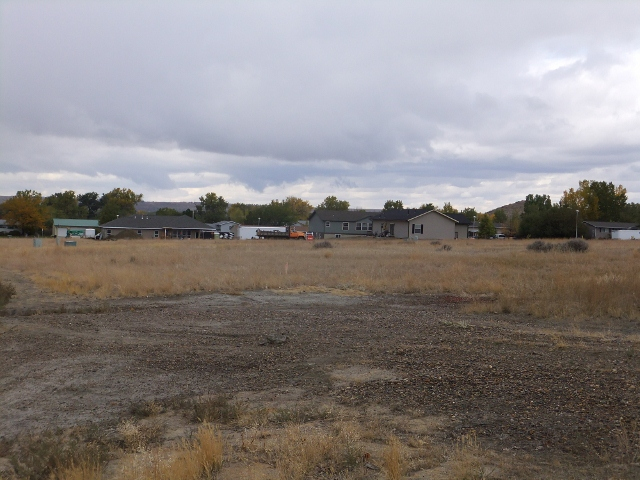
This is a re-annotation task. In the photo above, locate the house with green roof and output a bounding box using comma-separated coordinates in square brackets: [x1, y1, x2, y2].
[52, 218, 100, 238]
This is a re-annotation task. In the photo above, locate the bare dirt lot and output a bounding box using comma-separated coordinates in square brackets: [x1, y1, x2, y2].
[1, 269, 639, 479]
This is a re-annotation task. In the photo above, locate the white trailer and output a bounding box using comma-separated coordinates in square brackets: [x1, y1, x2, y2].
[612, 230, 640, 240]
[231, 225, 286, 239]
[84, 228, 96, 239]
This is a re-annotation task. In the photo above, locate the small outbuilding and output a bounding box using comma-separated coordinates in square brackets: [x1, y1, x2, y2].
[52, 218, 100, 238]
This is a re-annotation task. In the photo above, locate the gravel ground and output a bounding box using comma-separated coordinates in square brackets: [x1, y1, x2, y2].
[1, 271, 639, 477]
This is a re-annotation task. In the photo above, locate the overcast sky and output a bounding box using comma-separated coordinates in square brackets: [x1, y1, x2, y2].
[1, 1, 639, 211]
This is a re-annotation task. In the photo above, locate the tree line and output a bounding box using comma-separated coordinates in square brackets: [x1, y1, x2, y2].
[1, 180, 637, 237]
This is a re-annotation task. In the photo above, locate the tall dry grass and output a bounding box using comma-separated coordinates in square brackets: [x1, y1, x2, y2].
[118, 423, 222, 480]
[0, 237, 638, 319]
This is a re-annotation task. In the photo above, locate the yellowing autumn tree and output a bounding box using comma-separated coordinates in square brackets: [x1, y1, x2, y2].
[560, 180, 627, 221]
[1, 190, 46, 235]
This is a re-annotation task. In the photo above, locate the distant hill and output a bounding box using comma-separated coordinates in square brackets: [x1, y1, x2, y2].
[486, 200, 525, 218]
[135, 201, 198, 214]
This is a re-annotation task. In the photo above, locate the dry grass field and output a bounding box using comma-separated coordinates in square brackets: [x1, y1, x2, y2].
[0, 237, 638, 319]
[0, 237, 639, 480]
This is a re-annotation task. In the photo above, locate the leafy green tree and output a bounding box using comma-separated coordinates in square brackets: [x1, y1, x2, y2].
[493, 209, 507, 224]
[478, 214, 496, 239]
[441, 202, 458, 214]
[43, 191, 85, 220]
[621, 203, 640, 224]
[197, 192, 228, 223]
[228, 203, 254, 224]
[155, 207, 181, 216]
[519, 194, 586, 238]
[1, 190, 46, 235]
[99, 188, 143, 224]
[420, 202, 437, 211]
[383, 200, 403, 210]
[78, 192, 102, 219]
[317, 196, 350, 211]
[285, 196, 313, 220]
[246, 200, 298, 226]
[461, 207, 478, 222]
[523, 194, 552, 214]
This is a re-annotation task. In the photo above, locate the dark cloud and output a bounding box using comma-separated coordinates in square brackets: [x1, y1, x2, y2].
[1, 1, 639, 205]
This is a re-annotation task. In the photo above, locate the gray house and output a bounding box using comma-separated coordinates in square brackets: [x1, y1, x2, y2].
[100, 215, 215, 239]
[308, 210, 379, 238]
[372, 209, 470, 240]
[583, 221, 639, 239]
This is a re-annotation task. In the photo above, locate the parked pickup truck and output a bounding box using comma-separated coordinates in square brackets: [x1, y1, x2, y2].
[256, 225, 307, 239]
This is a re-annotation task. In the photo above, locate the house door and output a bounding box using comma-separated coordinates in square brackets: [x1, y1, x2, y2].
[389, 224, 395, 236]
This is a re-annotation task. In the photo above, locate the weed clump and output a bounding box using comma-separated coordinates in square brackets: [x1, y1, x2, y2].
[0, 280, 16, 307]
[527, 240, 554, 252]
[192, 395, 245, 424]
[557, 238, 589, 252]
[313, 240, 333, 249]
[527, 239, 589, 253]
[9, 429, 108, 480]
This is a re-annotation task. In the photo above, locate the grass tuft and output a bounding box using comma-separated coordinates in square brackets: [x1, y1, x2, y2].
[383, 435, 404, 480]
[192, 395, 246, 424]
[0, 280, 16, 307]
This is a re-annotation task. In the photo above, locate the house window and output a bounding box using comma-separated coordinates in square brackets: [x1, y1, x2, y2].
[137, 230, 142, 236]
[412, 224, 423, 234]
[106, 229, 111, 237]
[342, 222, 349, 231]
[335, 234, 341, 238]
[325, 221, 330, 228]
[154, 230, 159, 238]
[355, 222, 371, 231]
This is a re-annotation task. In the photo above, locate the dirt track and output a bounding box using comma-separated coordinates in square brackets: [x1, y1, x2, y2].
[1, 270, 639, 477]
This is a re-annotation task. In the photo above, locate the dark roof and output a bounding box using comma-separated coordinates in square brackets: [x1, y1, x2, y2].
[100, 215, 213, 229]
[443, 213, 472, 225]
[373, 208, 430, 221]
[582, 221, 639, 229]
[310, 210, 378, 222]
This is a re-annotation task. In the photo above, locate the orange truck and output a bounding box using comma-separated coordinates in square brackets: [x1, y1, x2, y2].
[256, 225, 307, 239]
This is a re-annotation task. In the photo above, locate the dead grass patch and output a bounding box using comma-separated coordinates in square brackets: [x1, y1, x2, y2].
[1, 238, 638, 319]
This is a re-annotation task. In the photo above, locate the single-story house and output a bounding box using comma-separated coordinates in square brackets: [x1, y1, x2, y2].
[582, 221, 639, 239]
[308, 210, 379, 238]
[99, 215, 215, 239]
[372, 209, 471, 240]
[52, 218, 100, 238]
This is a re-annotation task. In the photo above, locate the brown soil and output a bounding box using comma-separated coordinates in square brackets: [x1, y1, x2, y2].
[1, 269, 639, 478]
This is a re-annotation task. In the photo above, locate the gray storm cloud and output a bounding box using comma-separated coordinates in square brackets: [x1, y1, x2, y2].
[1, 1, 639, 205]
